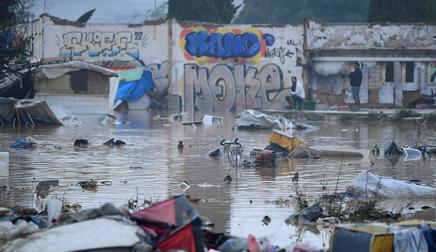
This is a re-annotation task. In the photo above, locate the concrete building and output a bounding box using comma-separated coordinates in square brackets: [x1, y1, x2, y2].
[28, 15, 436, 113]
[305, 20, 436, 108]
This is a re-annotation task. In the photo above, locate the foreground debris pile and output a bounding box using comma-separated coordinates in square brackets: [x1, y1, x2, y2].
[0, 195, 289, 252]
[1, 191, 435, 252]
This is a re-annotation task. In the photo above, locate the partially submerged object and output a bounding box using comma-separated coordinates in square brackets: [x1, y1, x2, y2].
[349, 170, 436, 199]
[14, 99, 80, 126]
[269, 130, 307, 154]
[269, 130, 364, 159]
[384, 141, 425, 161]
[234, 110, 292, 130]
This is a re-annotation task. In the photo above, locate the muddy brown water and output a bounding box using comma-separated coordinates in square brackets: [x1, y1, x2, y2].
[0, 111, 435, 249]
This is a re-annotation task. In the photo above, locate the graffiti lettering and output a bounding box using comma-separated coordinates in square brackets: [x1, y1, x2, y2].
[265, 47, 294, 64]
[183, 31, 275, 60]
[184, 63, 290, 113]
[147, 61, 169, 94]
[59, 31, 148, 59]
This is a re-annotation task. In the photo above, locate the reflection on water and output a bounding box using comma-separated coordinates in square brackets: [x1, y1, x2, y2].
[0, 111, 435, 248]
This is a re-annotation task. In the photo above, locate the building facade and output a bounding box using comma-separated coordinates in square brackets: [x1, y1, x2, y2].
[30, 15, 436, 112]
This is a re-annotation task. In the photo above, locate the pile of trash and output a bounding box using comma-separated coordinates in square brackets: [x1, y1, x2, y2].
[0, 195, 308, 252]
[0, 98, 81, 127]
[348, 170, 436, 199]
[233, 110, 318, 132]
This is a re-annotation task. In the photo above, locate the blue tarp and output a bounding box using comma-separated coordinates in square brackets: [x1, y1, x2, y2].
[115, 69, 155, 102]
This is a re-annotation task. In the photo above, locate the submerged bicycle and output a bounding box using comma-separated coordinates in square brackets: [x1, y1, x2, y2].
[220, 138, 244, 167]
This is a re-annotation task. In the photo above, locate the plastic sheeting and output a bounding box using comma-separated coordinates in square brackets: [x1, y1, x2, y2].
[233, 110, 292, 130]
[349, 171, 436, 198]
[389, 227, 428, 252]
[115, 69, 155, 102]
[0, 218, 142, 252]
[35, 61, 118, 80]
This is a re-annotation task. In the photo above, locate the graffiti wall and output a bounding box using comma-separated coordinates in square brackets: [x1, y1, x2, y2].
[172, 22, 304, 114]
[33, 17, 304, 113]
[36, 15, 168, 66]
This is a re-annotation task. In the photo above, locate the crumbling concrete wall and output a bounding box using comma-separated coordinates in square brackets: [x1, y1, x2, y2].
[172, 20, 304, 115]
[307, 20, 436, 107]
[33, 15, 171, 99]
[306, 20, 436, 50]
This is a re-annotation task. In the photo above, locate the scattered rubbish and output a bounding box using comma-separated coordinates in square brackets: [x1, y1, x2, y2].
[269, 130, 308, 156]
[316, 216, 340, 227]
[99, 181, 112, 186]
[292, 172, 299, 182]
[208, 148, 221, 157]
[262, 215, 271, 225]
[202, 115, 223, 126]
[102, 138, 126, 146]
[402, 147, 422, 161]
[294, 123, 319, 131]
[10, 138, 36, 149]
[288, 145, 321, 159]
[49, 105, 81, 127]
[250, 149, 277, 166]
[178, 141, 184, 152]
[169, 112, 187, 122]
[11, 206, 38, 216]
[234, 109, 292, 130]
[129, 166, 143, 170]
[371, 144, 381, 156]
[348, 170, 436, 198]
[35, 180, 59, 198]
[74, 139, 88, 147]
[78, 179, 98, 191]
[264, 143, 289, 157]
[384, 141, 403, 157]
[186, 194, 203, 203]
[285, 202, 323, 224]
[182, 120, 202, 126]
[47, 199, 62, 223]
[197, 183, 218, 188]
[180, 180, 190, 191]
[99, 113, 117, 126]
[224, 174, 232, 184]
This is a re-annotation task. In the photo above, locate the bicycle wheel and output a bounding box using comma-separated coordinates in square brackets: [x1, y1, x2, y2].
[227, 151, 240, 167]
[228, 145, 243, 167]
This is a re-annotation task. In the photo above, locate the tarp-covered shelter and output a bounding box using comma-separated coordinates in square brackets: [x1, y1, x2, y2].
[34, 61, 118, 114]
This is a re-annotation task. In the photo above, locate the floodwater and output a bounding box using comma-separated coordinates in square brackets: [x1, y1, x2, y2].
[0, 111, 435, 249]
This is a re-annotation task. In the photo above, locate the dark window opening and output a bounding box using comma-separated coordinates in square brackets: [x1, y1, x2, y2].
[405, 62, 414, 82]
[70, 70, 88, 93]
[385, 62, 394, 82]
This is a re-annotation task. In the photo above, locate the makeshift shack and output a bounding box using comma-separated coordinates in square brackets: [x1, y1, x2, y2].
[34, 61, 118, 114]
